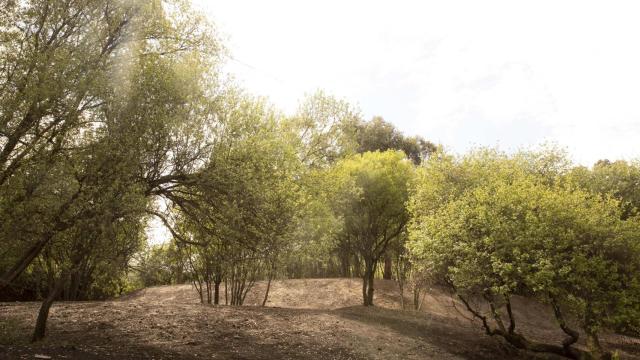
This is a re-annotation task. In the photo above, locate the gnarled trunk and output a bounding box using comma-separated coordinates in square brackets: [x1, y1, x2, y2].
[32, 275, 65, 342]
[457, 292, 610, 360]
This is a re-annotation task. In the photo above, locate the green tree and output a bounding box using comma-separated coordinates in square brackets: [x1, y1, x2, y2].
[569, 159, 640, 219]
[291, 90, 361, 168]
[408, 149, 640, 359]
[355, 116, 436, 165]
[328, 150, 414, 306]
[0, 0, 222, 341]
[167, 92, 303, 306]
[132, 244, 183, 288]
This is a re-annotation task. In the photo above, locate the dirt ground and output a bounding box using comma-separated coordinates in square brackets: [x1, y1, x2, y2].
[1, 278, 639, 359]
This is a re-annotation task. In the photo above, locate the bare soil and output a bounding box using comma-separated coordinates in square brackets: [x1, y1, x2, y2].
[1, 278, 638, 359]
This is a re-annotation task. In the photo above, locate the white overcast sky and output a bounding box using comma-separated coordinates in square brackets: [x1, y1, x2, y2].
[191, 0, 640, 166]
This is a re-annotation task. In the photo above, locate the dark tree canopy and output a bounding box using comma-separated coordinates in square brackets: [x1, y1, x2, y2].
[354, 116, 436, 164]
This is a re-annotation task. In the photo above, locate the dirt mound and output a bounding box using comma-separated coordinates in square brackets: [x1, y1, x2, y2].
[1, 278, 638, 360]
[125, 278, 453, 313]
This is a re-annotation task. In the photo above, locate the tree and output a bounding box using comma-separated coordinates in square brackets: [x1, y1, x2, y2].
[408, 149, 640, 359]
[569, 159, 640, 220]
[0, 0, 222, 341]
[346, 117, 435, 279]
[291, 90, 361, 168]
[132, 244, 183, 288]
[167, 92, 303, 306]
[328, 150, 414, 306]
[354, 116, 436, 165]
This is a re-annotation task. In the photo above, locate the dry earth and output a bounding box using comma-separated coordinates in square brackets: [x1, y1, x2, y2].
[0, 278, 638, 359]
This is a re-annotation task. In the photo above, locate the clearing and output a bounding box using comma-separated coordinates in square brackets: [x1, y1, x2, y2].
[1, 278, 638, 359]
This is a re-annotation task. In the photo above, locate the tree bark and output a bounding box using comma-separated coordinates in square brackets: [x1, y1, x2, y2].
[457, 292, 603, 360]
[366, 269, 375, 305]
[0, 234, 53, 290]
[362, 270, 368, 306]
[224, 279, 228, 305]
[383, 255, 392, 280]
[213, 279, 221, 305]
[262, 276, 272, 307]
[32, 275, 65, 342]
[413, 285, 423, 311]
[206, 279, 212, 304]
[65, 271, 81, 301]
[194, 279, 203, 304]
[362, 258, 376, 306]
[262, 260, 276, 306]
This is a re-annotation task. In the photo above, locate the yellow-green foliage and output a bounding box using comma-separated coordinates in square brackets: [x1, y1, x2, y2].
[408, 148, 640, 340]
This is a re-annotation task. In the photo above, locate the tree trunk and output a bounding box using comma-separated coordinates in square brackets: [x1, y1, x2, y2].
[262, 260, 276, 306]
[366, 268, 375, 305]
[413, 286, 422, 311]
[340, 253, 350, 277]
[383, 255, 392, 280]
[0, 235, 52, 290]
[457, 293, 604, 360]
[0, 189, 82, 291]
[65, 271, 82, 301]
[213, 279, 221, 305]
[32, 275, 65, 342]
[362, 258, 376, 306]
[584, 308, 610, 360]
[262, 276, 272, 307]
[193, 278, 203, 304]
[224, 279, 228, 305]
[585, 331, 611, 360]
[362, 270, 368, 306]
[206, 280, 212, 304]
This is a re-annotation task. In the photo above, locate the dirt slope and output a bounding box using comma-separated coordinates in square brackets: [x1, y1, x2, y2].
[1, 279, 638, 360]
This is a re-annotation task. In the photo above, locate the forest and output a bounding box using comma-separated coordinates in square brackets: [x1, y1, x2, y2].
[1, 1, 639, 360]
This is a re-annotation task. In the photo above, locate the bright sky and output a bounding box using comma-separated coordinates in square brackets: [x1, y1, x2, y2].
[192, 0, 640, 166]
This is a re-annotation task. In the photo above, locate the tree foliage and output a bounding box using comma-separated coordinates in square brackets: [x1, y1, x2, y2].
[0, 0, 221, 341]
[408, 149, 640, 359]
[326, 150, 414, 306]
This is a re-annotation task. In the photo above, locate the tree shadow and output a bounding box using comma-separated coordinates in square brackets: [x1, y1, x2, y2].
[332, 305, 546, 360]
[0, 302, 363, 360]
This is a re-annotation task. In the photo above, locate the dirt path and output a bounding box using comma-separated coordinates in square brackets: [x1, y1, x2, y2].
[1, 279, 638, 359]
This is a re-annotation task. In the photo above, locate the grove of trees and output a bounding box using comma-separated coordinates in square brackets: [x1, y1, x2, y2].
[1, 1, 639, 359]
[408, 149, 640, 359]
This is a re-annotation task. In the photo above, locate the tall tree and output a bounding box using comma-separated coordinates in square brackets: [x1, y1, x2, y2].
[0, 0, 223, 341]
[328, 150, 414, 306]
[0, 0, 219, 290]
[348, 116, 435, 278]
[169, 93, 303, 306]
[291, 90, 361, 168]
